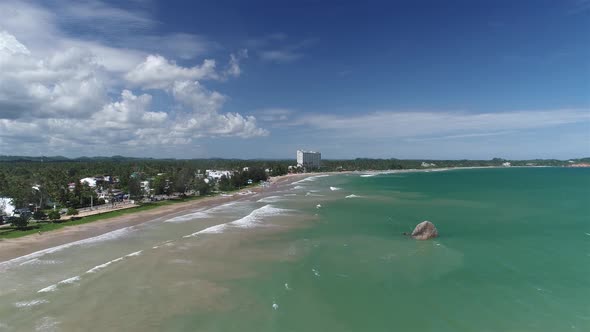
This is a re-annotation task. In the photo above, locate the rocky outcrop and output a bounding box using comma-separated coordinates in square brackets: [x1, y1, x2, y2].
[411, 221, 438, 240]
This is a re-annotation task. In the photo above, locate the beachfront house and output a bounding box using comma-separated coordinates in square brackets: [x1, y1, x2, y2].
[206, 170, 233, 180]
[80, 177, 97, 188]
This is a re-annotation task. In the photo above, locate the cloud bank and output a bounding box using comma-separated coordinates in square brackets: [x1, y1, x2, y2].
[0, 0, 266, 157]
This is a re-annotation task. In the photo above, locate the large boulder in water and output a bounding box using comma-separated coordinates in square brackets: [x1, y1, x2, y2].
[411, 221, 438, 240]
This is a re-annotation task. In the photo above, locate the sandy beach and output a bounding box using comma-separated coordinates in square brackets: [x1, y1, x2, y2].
[0, 167, 502, 263]
[0, 173, 313, 264]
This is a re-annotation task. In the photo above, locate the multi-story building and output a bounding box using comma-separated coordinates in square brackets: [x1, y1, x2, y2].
[297, 150, 321, 169]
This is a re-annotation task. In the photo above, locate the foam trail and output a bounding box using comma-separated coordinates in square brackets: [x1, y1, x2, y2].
[58, 276, 81, 285]
[284, 283, 291, 290]
[15, 299, 49, 308]
[183, 224, 228, 237]
[37, 285, 58, 293]
[37, 275, 82, 293]
[312, 268, 320, 277]
[360, 174, 376, 177]
[272, 302, 279, 310]
[86, 261, 114, 274]
[345, 194, 361, 198]
[152, 240, 174, 249]
[330, 186, 341, 191]
[257, 196, 284, 203]
[125, 250, 142, 257]
[20, 259, 61, 266]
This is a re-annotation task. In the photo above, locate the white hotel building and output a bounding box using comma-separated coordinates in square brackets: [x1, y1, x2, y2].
[297, 150, 321, 169]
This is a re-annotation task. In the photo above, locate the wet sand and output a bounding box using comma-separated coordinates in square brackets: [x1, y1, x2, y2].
[0, 173, 314, 263]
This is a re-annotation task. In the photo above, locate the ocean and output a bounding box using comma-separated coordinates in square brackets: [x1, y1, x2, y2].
[0, 167, 589, 331]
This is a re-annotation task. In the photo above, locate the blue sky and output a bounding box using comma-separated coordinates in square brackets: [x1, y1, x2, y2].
[0, 0, 588, 159]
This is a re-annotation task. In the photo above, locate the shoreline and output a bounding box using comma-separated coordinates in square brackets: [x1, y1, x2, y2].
[0, 173, 314, 264]
[0, 166, 552, 263]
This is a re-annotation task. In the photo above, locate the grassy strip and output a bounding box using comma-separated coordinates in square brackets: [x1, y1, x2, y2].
[0, 195, 207, 240]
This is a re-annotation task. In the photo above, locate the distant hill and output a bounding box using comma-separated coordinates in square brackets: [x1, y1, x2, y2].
[0, 155, 588, 163]
[0, 155, 154, 162]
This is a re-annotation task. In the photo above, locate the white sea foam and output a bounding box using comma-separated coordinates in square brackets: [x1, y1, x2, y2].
[312, 268, 320, 277]
[316, 204, 322, 209]
[37, 275, 82, 294]
[15, 299, 49, 308]
[86, 261, 114, 274]
[152, 240, 174, 249]
[330, 186, 342, 191]
[59, 276, 81, 285]
[20, 259, 62, 266]
[284, 193, 297, 196]
[0, 227, 133, 270]
[306, 192, 324, 197]
[360, 174, 376, 177]
[183, 223, 228, 237]
[272, 302, 279, 310]
[37, 285, 58, 293]
[345, 194, 360, 198]
[257, 195, 284, 203]
[292, 185, 305, 190]
[126, 250, 142, 257]
[165, 211, 210, 223]
[291, 174, 330, 185]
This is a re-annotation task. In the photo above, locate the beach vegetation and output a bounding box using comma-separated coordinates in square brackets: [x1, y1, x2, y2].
[47, 210, 61, 221]
[10, 215, 30, 230]
[33, 210, 47, 221]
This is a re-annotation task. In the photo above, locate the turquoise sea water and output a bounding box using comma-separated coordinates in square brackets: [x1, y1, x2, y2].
[1, 167, 589, 331]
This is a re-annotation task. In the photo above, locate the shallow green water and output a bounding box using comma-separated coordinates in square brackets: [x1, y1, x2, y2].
[1, 168, 589, 331]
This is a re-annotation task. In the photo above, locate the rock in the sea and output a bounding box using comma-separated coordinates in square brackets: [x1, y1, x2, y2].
[411, 221, 438, 240]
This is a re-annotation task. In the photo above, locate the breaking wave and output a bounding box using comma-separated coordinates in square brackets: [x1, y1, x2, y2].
[0, 227, 133, 271]
[183, 204, 290, 237]
[230, 205, 290, 228]
[291, 174, 330, 185]
[164, 201, 243, 223]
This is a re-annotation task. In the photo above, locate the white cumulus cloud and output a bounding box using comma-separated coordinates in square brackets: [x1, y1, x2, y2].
[0, 1, 266, 157]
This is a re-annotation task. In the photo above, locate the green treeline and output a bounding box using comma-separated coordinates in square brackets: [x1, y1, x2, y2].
[0, 156, 586, 210]
[0, 159, 290, 210]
